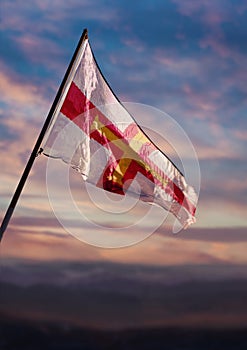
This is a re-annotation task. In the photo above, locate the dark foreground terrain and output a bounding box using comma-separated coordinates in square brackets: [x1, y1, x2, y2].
[1, 318, 246, 350]
[1, 262, 247, 349]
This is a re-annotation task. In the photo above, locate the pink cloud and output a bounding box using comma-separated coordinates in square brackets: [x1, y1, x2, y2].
[233, 129, 247, 141]
[0, 69, 46, 107]
[199, 35, 231, 58]
[155, 53, 202, 77]
[172, 0, 231, 24]
[0, 65, 50, 183]
[182, 83, 220, 115]
[154, 52, 222, 121]
[122, 38, 145, 53]
[0, 0, 119, 35]
[0, 116, 44, 177]
[1, 218, 247, 265]
[1, 225, 101, 262]
[192, 121, 246, 160]
[11, 34, 67, 78]
[172, 0, 246, 61]
[172, 0, 205, 16]
[196, 198, 247, 230]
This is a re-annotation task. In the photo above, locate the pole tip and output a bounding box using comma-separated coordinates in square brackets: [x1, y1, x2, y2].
[83, 28, 88, 40]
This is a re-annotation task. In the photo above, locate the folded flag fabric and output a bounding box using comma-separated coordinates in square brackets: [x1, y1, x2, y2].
[41, 37, 197, 228]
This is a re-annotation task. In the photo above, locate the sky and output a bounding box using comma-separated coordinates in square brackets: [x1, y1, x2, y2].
[0, 0, 247, 334]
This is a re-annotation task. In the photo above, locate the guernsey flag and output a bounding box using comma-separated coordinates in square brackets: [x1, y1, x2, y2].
[41, 34, 197, 229]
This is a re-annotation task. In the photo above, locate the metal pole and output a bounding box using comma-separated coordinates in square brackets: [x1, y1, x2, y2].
[0, 28, 88, 242]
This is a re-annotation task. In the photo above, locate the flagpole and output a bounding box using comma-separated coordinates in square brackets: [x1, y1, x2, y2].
[0, 28, 88, 242]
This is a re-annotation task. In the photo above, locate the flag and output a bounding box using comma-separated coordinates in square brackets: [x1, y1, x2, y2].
[41, 36, 197, 228]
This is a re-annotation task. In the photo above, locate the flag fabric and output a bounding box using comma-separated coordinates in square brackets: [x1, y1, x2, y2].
[41, 38, 197, 228]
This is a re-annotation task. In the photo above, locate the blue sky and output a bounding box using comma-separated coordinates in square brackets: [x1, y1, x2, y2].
[0, 0, 247, 332]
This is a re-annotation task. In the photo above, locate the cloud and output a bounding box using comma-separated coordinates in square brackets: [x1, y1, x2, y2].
[0, 116, 43, 179]
[0, 0, 119, 34]
[14, 34, 66, 72]
[0, 224, 101, 262]
[0, 0, 247, 268]
[163, 227, 247, 243]
[172, 0, 247, 60]
[0, 69, 46, 107]
[172, 0, 246, 26]
[233, 129, 247, 141]
[1, 218, 247, 265]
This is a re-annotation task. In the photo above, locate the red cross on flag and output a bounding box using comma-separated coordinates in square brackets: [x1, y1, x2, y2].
[41, 36, 197, 229]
